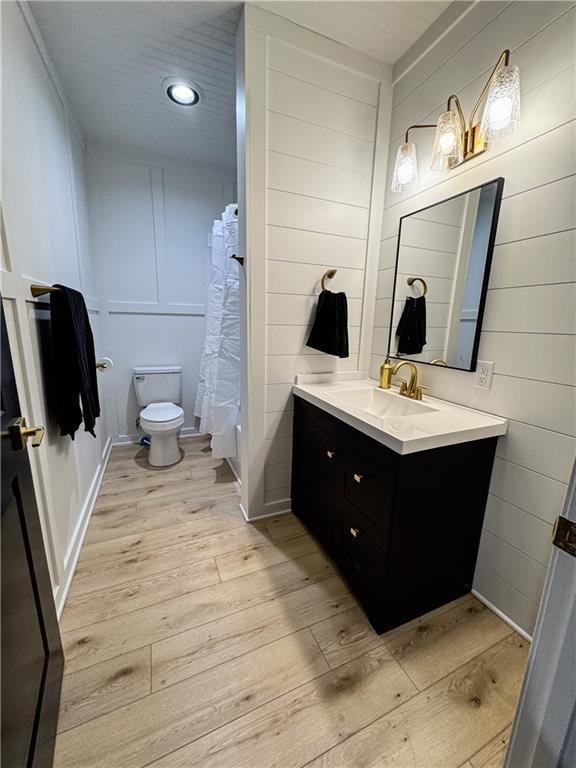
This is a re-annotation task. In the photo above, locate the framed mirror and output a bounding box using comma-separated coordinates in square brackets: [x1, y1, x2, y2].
[388, 177, 504, 371]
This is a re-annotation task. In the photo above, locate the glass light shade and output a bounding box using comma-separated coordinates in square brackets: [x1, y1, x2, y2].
[431, 110, 463, 171]
[479, 65, 520, 142]
[391, 142, 418, 192]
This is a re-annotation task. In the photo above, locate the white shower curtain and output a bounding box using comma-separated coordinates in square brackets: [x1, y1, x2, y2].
[194, 204, 240, 458]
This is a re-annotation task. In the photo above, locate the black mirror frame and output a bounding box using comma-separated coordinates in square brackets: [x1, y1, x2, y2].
[387, 176, 505, 372]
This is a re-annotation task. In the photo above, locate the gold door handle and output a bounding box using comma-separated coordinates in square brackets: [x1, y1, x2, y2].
[350, 527, 359, 538]
[8, 417, 45, 449]
[326, 450, 335, 459]
[353, 473, 363, 483]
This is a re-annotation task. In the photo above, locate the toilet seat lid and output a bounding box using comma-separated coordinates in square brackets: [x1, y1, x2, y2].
[141, 402, 184, 422]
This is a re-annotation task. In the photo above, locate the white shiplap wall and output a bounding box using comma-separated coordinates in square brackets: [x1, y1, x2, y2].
[239, 7, 392, 518]
[370, 0, 576, 635]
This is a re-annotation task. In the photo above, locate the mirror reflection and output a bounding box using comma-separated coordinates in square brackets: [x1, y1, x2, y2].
[388, 178, 504, 371]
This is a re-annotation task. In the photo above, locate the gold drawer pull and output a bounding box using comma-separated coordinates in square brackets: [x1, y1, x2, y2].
[350, 527, 360, 538]
[326, 450, 335, 459]
[353, 473, 363, 483]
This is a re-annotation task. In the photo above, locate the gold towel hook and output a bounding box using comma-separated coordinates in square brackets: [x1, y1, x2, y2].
[321, 269, 337, 291]
[407, 277, 427, 296]
[31, 284, 59, 298]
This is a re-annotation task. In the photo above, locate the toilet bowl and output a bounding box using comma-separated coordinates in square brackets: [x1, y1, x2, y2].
[140, 402, 184, 467]
[133, 366, 184, 467]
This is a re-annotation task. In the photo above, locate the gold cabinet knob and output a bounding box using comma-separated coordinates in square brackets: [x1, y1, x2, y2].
[353, 473, 363, 483]
[8, 417, 45, 450]
[350, 527, 360, 538]
[326, 450, 335, 459]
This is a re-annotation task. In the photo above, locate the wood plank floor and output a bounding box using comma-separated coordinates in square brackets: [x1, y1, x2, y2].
[55, 437, 529, 768]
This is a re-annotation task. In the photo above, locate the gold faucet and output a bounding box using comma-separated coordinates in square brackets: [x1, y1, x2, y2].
[379, 358, 429, 400]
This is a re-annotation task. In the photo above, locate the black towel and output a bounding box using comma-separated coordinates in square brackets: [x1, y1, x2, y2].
[395, 296, 427, 354]
[306, 290, 349, 358]
[50, 285, 100, 439]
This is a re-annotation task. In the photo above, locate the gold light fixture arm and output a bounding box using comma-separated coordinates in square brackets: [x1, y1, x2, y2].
[446, 94, 466, 132]
[468, 49, 510, 131]
[404, 124, 437, 143]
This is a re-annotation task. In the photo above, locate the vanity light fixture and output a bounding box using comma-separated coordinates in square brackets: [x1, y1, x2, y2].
[431, 96, 464, 171]
[479, 60, 521, 141]
[164, 77, 201, 106]
[391, 130, 432, 192]
[391, 50, 520, 192]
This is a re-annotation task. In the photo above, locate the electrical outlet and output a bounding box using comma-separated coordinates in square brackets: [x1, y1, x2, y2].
[475, 360, 495, 389]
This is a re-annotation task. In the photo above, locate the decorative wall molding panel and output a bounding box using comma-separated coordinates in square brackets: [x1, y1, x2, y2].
[85, 148, 235, 440]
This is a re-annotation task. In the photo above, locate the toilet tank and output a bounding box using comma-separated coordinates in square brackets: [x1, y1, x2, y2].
[133, 366, 182, 406]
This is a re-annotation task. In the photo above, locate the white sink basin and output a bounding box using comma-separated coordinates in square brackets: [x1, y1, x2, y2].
[330, 386, 437, 418]
[293, 379, 507, 454]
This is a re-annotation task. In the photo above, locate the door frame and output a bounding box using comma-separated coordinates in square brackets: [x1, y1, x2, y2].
[505, 459, 576, 767]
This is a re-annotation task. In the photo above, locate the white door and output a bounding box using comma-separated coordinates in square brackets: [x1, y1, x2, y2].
[505, 460, 576, 767]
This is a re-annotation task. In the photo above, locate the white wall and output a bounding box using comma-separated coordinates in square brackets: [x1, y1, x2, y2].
[370, 0, 576, 635]
[1, 1, 112, 614]
[85, 145, 235, 440]
[238, 6, 392, 519]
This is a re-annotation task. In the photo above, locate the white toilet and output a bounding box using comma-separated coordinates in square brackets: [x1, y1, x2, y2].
[133, 366, 185, 467]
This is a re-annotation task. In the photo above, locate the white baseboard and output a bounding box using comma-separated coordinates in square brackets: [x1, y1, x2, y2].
[264, 497, 292, 517]
[472, 588, 533, 643]
[111, 427, 206, 446]
[241, 498, 292, 522]
[55, 437, 112, 618]
[226, 456, 241, 485]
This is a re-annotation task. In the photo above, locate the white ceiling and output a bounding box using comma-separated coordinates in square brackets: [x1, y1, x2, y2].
[30, 1, 448, 168]
[256, 2, 450, 64]
[30, 2, 242, 169]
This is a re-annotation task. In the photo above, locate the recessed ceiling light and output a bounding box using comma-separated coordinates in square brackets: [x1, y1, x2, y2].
[164, 78, 201, 106]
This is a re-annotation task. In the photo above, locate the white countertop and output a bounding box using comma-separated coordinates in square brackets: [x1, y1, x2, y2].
[292, 378, 507, 455]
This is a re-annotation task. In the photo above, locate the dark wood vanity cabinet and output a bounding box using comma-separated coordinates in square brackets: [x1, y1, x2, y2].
[291, 395, 498, 634]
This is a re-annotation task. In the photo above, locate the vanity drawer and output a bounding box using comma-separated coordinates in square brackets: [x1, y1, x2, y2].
[292, 412, 342, 547]
[343, 458, 393, 548]
[335, 508, 385, 600]
[302, 397, 341, 438]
